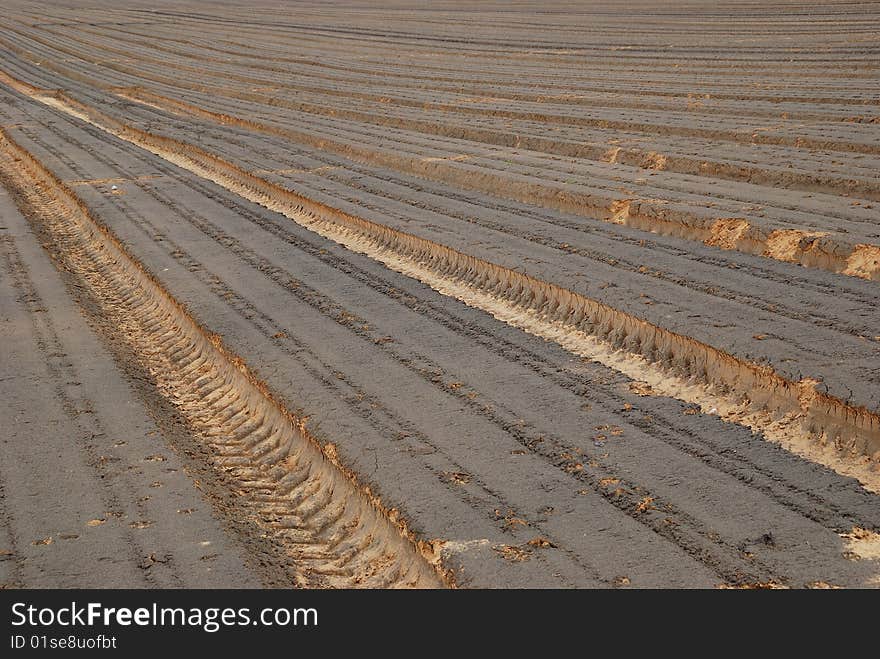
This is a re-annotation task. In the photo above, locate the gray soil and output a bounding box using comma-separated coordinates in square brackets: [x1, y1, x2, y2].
[0, 0, 878, 588]
[0, 190, 261, 587]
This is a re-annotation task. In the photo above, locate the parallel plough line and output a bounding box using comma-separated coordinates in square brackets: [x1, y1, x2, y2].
[11, 83, 880, 490]
[2, 42, 877, 278]
[0, 127, 447, 589]
[113, 86, 880, 280]
[24, 85, 880, 482]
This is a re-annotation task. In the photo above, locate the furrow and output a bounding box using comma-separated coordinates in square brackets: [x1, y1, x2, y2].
[112, 86, 880, 280]
[12, 111, 596, 584]
[21, 21, 873, 125]
[3, 36, 878, 279]
[15, 86, 878, 490]
[65, 20, 880, 104]
[110, 84, 880, 202]
[0, 127, 447, 590]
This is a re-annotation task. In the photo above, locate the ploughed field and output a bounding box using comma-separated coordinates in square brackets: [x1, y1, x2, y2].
[1, 0, 879, 588]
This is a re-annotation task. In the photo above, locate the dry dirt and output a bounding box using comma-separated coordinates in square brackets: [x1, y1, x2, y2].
[0, 0, 878, 588]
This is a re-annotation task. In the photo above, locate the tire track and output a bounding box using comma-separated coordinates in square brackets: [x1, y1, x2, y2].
[5, 0, 879, 588]
[11, 113, 609, 586]
[229, 141, 875, 336]
[15, 90, 880, 547]
[9, 102, 808, 586]
[3, 35, 878, 274]
[20, 87, 878, 479]
[17, 109, 755, 585]
[0, 127, 446, 589]
[109, 77, 880, 202]
[104, 98, 874, 326]
[111, 86, 880, 279]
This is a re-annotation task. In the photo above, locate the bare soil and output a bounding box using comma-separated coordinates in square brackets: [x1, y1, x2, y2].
[1, 0, 878, 588]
